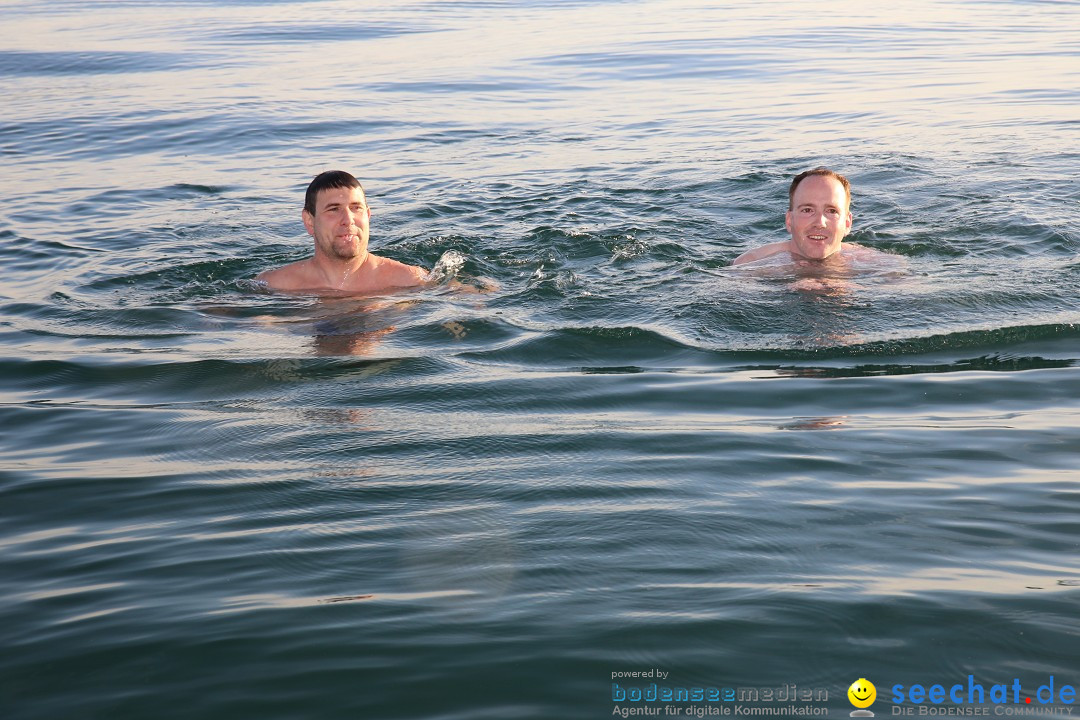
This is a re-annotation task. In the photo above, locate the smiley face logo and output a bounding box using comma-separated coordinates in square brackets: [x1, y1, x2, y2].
[848, 678, 876, 709]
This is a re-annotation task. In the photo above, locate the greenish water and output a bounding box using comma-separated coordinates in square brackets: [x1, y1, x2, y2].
[2, 1, 1079, 718]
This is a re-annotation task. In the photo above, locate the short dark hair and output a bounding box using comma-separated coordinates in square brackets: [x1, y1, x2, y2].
[304, 170, 365, 215]
[788, 167, 851, 210]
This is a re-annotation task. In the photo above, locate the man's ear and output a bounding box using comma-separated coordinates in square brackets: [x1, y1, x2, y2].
[844, 211, 853, 235]
[302, 209, 314, 236]
[784, 210, 792, 234]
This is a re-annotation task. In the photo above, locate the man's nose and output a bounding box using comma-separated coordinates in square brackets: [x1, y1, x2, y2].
[813, 213, 827, 226]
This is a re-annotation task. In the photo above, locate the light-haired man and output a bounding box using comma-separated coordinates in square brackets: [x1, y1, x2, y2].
[733, 168, 873, 265]
[258, 170, 428, 294]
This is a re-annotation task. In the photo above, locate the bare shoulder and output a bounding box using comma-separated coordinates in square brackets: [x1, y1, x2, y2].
[370, 254, 430, 287]
[256, 260, 318, 290]
[732, 241, 791, 266]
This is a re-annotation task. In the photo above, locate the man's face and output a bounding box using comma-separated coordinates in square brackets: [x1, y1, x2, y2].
[303, 185, 370, 261]
[785, 175, 852, 260]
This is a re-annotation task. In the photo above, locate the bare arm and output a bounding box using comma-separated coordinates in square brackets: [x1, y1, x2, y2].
[732, 241, 792, 266]
[391, 261, 430, 287]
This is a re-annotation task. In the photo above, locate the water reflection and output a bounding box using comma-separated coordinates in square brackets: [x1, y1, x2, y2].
[300, 407, 377, 429]
[787, 278, 865, 348]
[245, 296, 417, 357]
[311, 326, 395, 356]
[726, 248, 907, 348]
[779, 416, 849, 431]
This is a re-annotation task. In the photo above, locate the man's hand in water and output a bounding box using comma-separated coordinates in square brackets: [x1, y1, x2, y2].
[443, 277, 500, 294]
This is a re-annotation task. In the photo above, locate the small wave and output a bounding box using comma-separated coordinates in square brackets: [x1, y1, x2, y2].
[0, 50, 201, 77]
[459, 322, 1080, 370]
[0, 356, 440, 405]
[204, 22, 436, 45]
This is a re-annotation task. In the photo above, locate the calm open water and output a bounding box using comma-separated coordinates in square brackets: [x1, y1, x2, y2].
[2, 0, 1080, 718]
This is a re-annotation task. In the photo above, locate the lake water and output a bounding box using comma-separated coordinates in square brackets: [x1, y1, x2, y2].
[2, 0, 1079, 718]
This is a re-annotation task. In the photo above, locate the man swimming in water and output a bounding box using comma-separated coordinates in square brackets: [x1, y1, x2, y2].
[732, 167, 878, 265]
[257, 170, 429, 294]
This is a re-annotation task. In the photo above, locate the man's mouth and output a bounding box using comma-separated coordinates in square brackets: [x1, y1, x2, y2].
[807, 234, 828, 242]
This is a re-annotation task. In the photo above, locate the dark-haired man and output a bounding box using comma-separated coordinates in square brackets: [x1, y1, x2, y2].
[732, 168, 880, 266]
[257, 170, 428, 294]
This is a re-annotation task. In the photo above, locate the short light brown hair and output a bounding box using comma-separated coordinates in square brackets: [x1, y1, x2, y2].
[788, 167, 851, 210]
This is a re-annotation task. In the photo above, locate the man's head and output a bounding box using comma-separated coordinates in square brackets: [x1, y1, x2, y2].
[785, 167, 852, 260]
[302, 170, 371, 262]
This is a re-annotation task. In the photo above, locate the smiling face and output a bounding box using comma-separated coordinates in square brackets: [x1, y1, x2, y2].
[303, 185, 371, 262]
[848, 679, 877, 709]
[785, 174, 852, 260]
